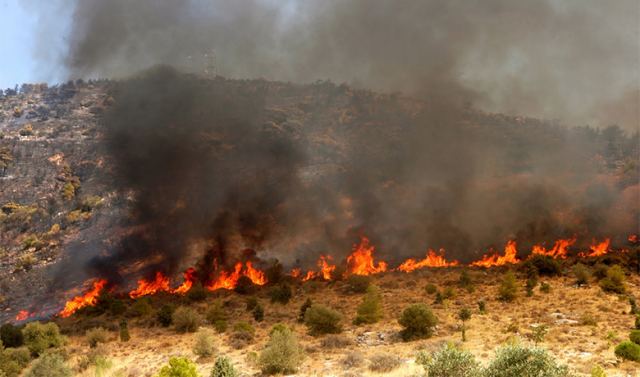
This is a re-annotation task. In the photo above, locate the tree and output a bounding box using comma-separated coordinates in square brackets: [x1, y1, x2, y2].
[458, 308, 472, 342]
[354, 285, 383, 325]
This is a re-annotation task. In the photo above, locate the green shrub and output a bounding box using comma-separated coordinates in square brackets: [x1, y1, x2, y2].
[459, 270, 475, 292]
[234, 276, 256, 295]
[245, 297, 258, 311]
[119, 320, 130, 342]
[458, 308, 472, 341]
[206, 302, 227, 324]
[599, 265, 626, 294]
[0, 345, 30, 377]
[173, 307, 200, 333]
[319, 334, 353, 349]
[635, 314, 640, 330]
[298, 298, 312, 323]
[398, 303, 438, 341]
[368, 353, 401, 373]
[187, 282, 208, 301]
[210, 356, 238, 377]
[229, 322, 255, 349]
[304, 304, 343, 335]
[630, 330, 640, 345]
[354, 285, 383, 325]
[193, 329, 216, 359]
[85, 327, 109, 348]
[157, 304, 175, 327]
[22, 322, 64, 356]
[269, 283, 292, 304]
[417, 343, 480, 377]
[346, 275, 371, 293]
[252, 303, 264, 322]
[498, 271, 518, 302]
[443, 287, 456, 300]
[590, 365, 606, 377]
[522, 255, 562, 276]
[25, 353, 72, 377]
[484, 343, 571, 377]
[478, 299, 487, 314]
[258, 325, 304, 375]
[0, 324, 24, 348]
[130, 298, 153, 317]
[157, 357, 199, 377]
[525, 276, 538, 297]
[540, 282, 551, 293]
[614, 341, 640, 361]
[425, 283, 438, 295]
[573, 263, 591, 286]
[593, 263, 609, 280]
[213, 320, 228, 333]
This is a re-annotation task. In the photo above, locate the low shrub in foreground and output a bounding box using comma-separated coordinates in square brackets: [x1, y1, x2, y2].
[304, 304, 343, 335]
[614, 341, 640, 362]
[210, 356, 238, 377]
[25, 353, 72, 377]
[398, 303, 438, 341]
[22, 322, 64, 356]
[498, 271, 518, 302]
[599, 265, 626, 294]
[173, 307, 200, 333]
[0, 344, 31, 377]
[417, 343, 480, 377]
[259, 325, 304, 375]
[368, 353, 401, 373]
[0, 324, 24, 348]
[630, 330, 640, 345]
[298, 298, 312, 323]
[157, 357, 199, 377]
[484, 343, 571, 377]
[193, 329, 216, 359]
[85, 327, 109, 348]
[229, 322, 255, 349]
[354, 285, 383, 325]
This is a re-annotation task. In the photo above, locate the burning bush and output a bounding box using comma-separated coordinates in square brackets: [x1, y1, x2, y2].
[417, 343, 480, 377]
[599, 265, 626, 294]
[22, 322, 64, 356]
[24, 352, 72, 377]
[258, 325, 304, 375]
[498, 271, 518, 302]
[172, 307, 200, 333]
[85, 327, 109, 348]
[157, 357, 198, 377]
[354, 285, 383, 325]
[398, 303, 438, 341]
[484, 343, 571, 377]
[304, 304, 343, 336]
[210, 356, 238, 377]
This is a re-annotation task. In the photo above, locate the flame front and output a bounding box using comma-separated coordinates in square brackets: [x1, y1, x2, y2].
[397, 248, 459, 272]
[129, 271, 171, 299]
[59, 279, 107, 318]
[206, 261, 267, 290]
[346, 237, 388, 275]
[318, 255, 336, 280]
[531, 237, 576, 259]
[581, 238, 611, 257]
[15, 310, 31, 321]
[471, 240, 520, 268]
[172, 268, 198, 295]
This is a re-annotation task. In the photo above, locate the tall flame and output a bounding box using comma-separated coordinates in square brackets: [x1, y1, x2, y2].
[172, 267, 198, 295]
[471, 240, 520, 268]
[59, 279, 107, 318]
[581, 238, 611, 257]
[397, 248, 459, 272]
[318, 255, 336, 280]
[346, 237, 388, 275]
[531, 237, 576, 259]
[206, 261, 267, 291]
[129, 271, 171, 299]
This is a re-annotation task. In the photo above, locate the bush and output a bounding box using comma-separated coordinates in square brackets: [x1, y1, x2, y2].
[157, 304, 175, 327]
[130, 298, 153, 317]
[320, 334, 353, 349]
[0, 324, 23, 348]
[425, 283, 438, 295]
[245, 297, 258, 311]
[636, 314, 640, 330]
[206, 302, 228, 324]
[630, 330, 640, 345]
[85, 327, 109, 348]
[590, 365, 606, 377]
[354, 285, 383, 325]
[213, 320, 228, 333]
[234, 276, 256, 295]
[298, 298, 312, 323]
[418, 343, 481, 377]
[398, 303, 438, 341]
[484, 343, 571, 377]
[522, 255, 562, 276]
[157, 357, 199, 377]
[119, 321, 130, 342]
[265, 261, 284, 285]
[540, 282, 551, 293]
[459, 270, 475, 292]
[269, 283, 292, 304]
[525, 276, 538, 297]
[573, 263, 591, 286]
[193, 329, 216, 359]
[593, 263, 609, 280]
[304, 304, 343, 335]
[0, 346, 30, 377]
[252, 303, 264, 322]
[22, 322, 64, 356]
[478, 299, 487, 314]
[341, 351, 364, 369]
[210, 356, 238, 377]
[498, 271, 518, 302]
[187, 282, 208, 301]
[346, 275, 371, 293]
[173, 307, 200, 333]
[459, 308, 472, 341]
[614, 341, 640, 361]
[599, 265, 626, 294]
[368, 353, 401, 373]
[258, 325, 304, 375]
[229, 322, 255, 349]
[24, 353, 72, 377]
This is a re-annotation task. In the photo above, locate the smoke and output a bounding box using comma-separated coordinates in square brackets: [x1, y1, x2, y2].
[59, 0, 640, 131]
[41, 0, 638, 283]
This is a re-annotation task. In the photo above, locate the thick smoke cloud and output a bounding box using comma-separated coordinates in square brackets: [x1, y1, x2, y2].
[61, 0, 639, 131]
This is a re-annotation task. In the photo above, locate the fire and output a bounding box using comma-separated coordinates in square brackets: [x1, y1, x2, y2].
[581, 238, 611, 257]
[15, 310, 31, 321]
[289, 268, 301, 278]
[531, 237, 576, 259]
[471, 240, 520, 268]
[628, 234, 638, 243]
[346, 237, 388, 275]
[302, 271, 316, 281]
[318, 255, 336, 280]
[206, 261, 267, 291]
[397, 248, 459, 272]
[129, 271, 171, 299]
[59, 279, 107, 318]
[173, 268, 198, 295]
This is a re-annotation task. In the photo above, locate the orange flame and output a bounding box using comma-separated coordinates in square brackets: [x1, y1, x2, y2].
[581, 238, 611, 257]
[129, 271, 171, 299]
[289, 268, 301, 278]
[628, 234, 638, 243]
[302, 271, 316, 281]
[471, 240, 520, 268]
[206, 261, 267, 291]
[59, 279, 107, 318]
[172, 267, 198, 295]
[531, 237, 576, 259]
[397, 248, 459, 272]
[15, 310, 31, 321]
[346, 237, 388, 275]
[318, 255, 336, 280]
